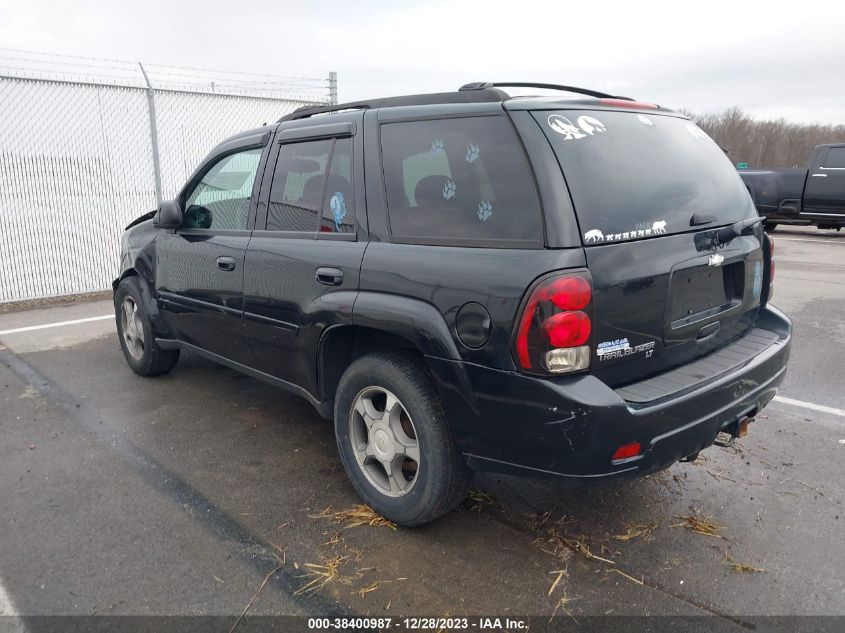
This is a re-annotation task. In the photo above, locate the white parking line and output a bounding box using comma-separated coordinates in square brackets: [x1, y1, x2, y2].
[0, 577, 18, 615]
[0, 577, 24, 632]
[0, 314, 113, 336]
[776, 237, 844, 245]
[773, 395, 845, 418]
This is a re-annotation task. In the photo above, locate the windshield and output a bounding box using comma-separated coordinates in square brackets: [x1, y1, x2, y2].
[534, 110, 756, 244]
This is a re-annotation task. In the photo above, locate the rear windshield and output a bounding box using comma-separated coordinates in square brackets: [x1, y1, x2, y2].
[534, 110, 756, 244]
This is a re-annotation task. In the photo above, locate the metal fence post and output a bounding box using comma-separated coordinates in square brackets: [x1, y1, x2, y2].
[138, 62, 163, 205]
[329, 71, 338, 105]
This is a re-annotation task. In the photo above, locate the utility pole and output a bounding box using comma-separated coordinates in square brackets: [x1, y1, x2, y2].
[329, 71, 338, 105]
[138, 62, 163, 205]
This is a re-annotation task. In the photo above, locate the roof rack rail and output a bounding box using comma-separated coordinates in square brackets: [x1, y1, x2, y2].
[459, 82, 634, 101]
[278, 88, 510, 122]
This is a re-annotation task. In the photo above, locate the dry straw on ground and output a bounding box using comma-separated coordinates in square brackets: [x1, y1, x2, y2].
[466, 488, 495, 512]
[295, 555, 351, 594]
[723, 552, 766, 574]
[312, 505, 397, 530]
[671, 514, 723, 538]
[612, 524, 656, 542]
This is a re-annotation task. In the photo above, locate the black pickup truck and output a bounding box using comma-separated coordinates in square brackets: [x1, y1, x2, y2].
[739, 143, 845, 231]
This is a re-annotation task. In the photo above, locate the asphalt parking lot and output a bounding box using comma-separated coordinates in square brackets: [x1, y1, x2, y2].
[1, 226, 843, 628]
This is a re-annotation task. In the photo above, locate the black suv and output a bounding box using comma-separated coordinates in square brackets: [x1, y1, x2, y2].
[114, 82, 792, 526]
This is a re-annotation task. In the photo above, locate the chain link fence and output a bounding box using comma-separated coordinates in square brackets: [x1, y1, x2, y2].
[0, 49, 334, 304]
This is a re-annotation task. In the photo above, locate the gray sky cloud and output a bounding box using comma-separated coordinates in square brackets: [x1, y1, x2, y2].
[1, 0, 843, 124]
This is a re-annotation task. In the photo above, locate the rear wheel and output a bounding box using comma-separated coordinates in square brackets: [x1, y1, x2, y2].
[114, 277, 179, 376]
[334, 352, 470, 526]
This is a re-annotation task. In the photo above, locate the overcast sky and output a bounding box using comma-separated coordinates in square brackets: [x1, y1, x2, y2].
[1, 0, 843, 124]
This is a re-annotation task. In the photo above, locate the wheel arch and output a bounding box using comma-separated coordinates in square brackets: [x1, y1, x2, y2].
[113, 262, 172, 339]
[316, 292, 473, 415]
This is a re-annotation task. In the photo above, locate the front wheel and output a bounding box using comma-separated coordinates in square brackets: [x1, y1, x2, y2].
[334, 352, 470, 527]
[114, 277, 179, 376]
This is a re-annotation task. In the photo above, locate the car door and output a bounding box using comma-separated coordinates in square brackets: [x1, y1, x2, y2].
[803, 145, 845, 214]
[243, 113, 366, 394]
[155, 140, 268, 364]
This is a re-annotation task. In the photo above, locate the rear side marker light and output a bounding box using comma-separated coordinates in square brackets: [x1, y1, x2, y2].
[612, 442, 642, 462]
[515, 273, 592, 374]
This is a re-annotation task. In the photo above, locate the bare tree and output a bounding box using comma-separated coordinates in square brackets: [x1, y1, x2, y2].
[687, 108, 845, 168]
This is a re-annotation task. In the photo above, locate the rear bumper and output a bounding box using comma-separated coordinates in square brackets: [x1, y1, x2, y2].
[428, 305, 792, 482]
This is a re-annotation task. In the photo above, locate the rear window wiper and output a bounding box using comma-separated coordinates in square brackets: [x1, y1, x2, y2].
[716, 216, 764, 244]
[695, 216, 764, 251]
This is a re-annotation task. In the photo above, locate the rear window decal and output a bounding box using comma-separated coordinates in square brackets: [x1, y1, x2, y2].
[442, 179, 456, 200]
[548, 114, 586, 140]
[330, 192, 347, 230]
[584, 219, 667, 243]
[576, 115, 606, 136]
[465, 143, 480, 163]
[477, 200, 493, 222]
[637, 114, 654, 126]
[584, 229, 604, 243]
[431, 138, 444, 155]
[548, 114, 607, 140]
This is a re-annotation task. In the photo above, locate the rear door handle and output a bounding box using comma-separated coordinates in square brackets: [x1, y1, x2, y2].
[316, 267, 343, 286]
[811, 173, 828, 178]
[217, 256, 237, 272]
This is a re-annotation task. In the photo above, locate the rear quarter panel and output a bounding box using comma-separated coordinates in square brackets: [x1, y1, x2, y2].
[358, 244, 585, 369]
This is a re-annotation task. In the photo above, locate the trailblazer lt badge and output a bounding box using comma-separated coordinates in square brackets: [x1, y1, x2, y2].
[596, 338, 655, 361]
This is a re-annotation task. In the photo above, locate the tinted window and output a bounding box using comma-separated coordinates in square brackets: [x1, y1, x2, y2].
[321, 138, 355, 233]
[822, 147, 845, 169]
[267, 139, 332, 232]
[535, 110, 756, 244]
[381, 117, 542, 243]
[184, 148, 262, 230]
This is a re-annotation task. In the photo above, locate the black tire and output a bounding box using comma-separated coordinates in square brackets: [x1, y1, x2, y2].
[114, 276, 180, 377]
[334, 351, 470, 527]
[764, 222, 777, 232]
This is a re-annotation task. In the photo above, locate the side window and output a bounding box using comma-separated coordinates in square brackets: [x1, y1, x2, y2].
[822, 147, 845, 169]
[380, 116, 542, 243]
[184, 148, 262, 230]
[321, 137, 355, 233]
[266, 139, 332, 232]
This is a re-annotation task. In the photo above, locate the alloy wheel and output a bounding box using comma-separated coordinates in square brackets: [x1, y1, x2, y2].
[349, 386, 420, 497]
[120, 296, 145, 360]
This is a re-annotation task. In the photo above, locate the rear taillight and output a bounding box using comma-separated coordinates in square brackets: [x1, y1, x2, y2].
[515, 273, 592, 374]
[767, 234, 775, 299]
[768, 235, 775, 282]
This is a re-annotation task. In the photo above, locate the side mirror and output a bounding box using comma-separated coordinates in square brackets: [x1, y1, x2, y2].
[154, 200, 182, 229]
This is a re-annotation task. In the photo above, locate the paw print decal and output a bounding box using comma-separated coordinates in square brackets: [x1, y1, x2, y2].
[330, 192, 347, 231]
[430, 138, 444, 155]
[465, 143, 480, 163]
[477, 201, 493, 222]
[442, 179, 456, 200]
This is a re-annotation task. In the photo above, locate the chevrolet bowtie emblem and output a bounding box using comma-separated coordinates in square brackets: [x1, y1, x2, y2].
[708, 253, 725, 267]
